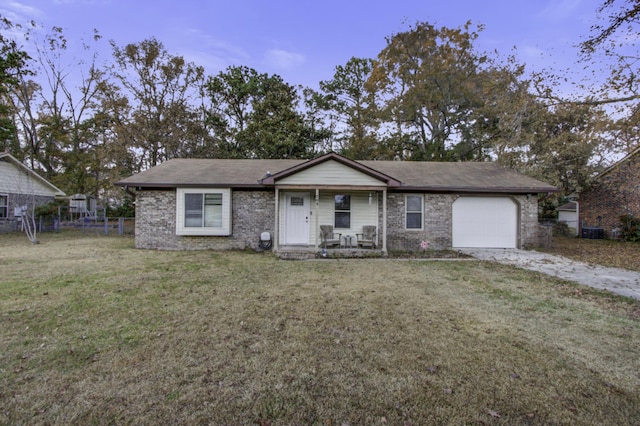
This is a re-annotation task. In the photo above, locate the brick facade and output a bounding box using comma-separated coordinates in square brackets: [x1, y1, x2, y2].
[386, 193, 456, 251]
[385, 193, 540, 251]
[135, 189, 542, 251]
[580, 150, 640, 236]
[135, 189, 275, 250]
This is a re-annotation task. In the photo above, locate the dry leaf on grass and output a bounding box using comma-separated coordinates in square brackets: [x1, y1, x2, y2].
[487, 409, 500, 418]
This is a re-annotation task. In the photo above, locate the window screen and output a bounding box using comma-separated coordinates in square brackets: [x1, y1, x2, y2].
[406, 195, 423, 229]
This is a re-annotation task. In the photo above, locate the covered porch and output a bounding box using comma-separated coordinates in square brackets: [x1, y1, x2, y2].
[258, 153, 401, 257]
[272, 187, 388, 257]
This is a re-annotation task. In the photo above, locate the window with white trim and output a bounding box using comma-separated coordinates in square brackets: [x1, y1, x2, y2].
[176, 188, 231, 236]
[405, 195, 423, 229]
[0, 195, 7, 218]
[334, 194, 351, 228]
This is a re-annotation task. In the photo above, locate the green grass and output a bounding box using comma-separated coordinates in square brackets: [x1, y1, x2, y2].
[1, 232, 639, 425]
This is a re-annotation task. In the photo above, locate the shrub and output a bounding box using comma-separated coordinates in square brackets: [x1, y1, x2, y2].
[619, 214, 640, 242]
[552, 221, 572, 237]
[34, 199, 66, 218]
[108, 196, 135, 217]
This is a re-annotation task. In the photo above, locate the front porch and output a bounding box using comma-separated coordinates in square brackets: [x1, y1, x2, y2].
[273, 187, 388, 254]
[275, 244, 386, 260]
[259, 154, 402, 256]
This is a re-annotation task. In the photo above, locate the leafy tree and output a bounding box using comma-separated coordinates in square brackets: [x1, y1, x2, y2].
[0, 17, 31, 155]
[319, 57, 382, 159]
[527, 103, 611, 195]
[4, 22, 112, 198]
[367, 21, 487, 160]
[619, 214, 640, 242]
[205, 65, 263, 157]
[578, 0, 640, 153]
[581, 0, 639, 59]
[106, 37, 205, 169]
[301, 87, 335, 155]
[205, 65, 320, 159]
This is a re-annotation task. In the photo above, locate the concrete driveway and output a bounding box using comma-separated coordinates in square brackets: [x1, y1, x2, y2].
[462, 249, 640, 300]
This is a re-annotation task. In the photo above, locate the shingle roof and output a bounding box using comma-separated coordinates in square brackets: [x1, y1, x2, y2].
[117, 158, 305, 188]
[358, 160, 556, 192]
[557, 201, 577, 211]
[116, 155, 557, 193]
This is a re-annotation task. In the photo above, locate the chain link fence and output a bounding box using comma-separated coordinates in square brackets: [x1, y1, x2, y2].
[37, 215, 135, 235]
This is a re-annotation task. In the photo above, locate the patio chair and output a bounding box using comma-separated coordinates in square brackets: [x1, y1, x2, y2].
[357, 225, 377, 249]
[320, 225, 341, 249]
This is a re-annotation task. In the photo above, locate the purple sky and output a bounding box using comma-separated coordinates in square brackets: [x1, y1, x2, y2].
[1, 0, 607, 91]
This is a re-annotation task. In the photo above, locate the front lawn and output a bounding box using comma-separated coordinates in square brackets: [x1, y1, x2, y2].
[543, 236, 640, 272]
[1, 232, 639, 425]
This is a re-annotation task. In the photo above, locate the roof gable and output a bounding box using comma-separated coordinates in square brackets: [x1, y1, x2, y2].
[275, 159, 389, 187]
[0, 153, 66, 197]
[557, 202, 577, 211]
[260, 153, 400, 187]
[594, 145, 640, 181]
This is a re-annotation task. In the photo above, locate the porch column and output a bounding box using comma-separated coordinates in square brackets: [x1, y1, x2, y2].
[382, 188, 387, 253]
[274, 188, 280, 251]
[314, 188, 319, 250]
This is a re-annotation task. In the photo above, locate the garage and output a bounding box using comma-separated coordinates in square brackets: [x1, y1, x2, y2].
[452, 197, 518, 248]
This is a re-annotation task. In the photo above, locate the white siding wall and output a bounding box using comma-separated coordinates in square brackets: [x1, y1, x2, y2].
[318, 191, 379, 244]
[558, 210, 579, 236]
[0, 161, 59, 196]
[278, 190, 380, 246]
[278, 160, 386, 187]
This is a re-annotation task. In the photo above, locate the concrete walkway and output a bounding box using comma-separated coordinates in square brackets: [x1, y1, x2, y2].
[462, 249, 640, 300]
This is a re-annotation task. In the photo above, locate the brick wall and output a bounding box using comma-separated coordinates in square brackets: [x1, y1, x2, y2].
[580, 152, 640, 236]
[517, 194, 543, 249]
[385, 193, 541, 251]
[135, 189, 542, 251]
[386, 193, 456, 251]
[134, 189, 275, 250]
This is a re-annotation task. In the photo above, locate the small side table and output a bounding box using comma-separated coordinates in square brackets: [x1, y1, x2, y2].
[341, 234, 354, 248]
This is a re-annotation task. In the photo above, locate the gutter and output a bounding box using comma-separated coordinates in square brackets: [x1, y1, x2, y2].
[122, 185, 136, 199]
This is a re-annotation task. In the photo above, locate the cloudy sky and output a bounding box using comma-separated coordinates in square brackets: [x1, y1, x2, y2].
[1, 0, 607, 90]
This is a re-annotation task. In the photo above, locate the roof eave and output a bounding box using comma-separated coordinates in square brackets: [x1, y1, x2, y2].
[115, 182, 269, 189]
[395, 186, 559, 194]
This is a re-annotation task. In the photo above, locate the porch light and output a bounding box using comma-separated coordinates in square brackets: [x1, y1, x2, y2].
[369, 192, 372, 205]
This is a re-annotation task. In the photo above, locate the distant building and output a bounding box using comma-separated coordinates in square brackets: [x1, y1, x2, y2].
[0, 153, 66, 233]
[579, 146, 640, 237]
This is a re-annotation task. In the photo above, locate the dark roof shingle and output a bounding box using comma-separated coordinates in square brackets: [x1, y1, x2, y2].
[116, 157, 557, 193]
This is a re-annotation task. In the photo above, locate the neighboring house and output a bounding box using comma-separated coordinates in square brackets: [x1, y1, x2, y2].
[116, 152, 557, 253]
[579, 146, 640, 237]
[556, 201, 579, 236]
[0, 153, 66, 233]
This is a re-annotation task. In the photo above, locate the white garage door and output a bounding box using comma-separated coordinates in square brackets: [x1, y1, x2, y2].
[452, 197, 518, 248]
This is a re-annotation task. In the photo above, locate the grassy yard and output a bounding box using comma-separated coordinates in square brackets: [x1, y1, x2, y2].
[1, 232, 639, 425]
[543, 236, 640, 272]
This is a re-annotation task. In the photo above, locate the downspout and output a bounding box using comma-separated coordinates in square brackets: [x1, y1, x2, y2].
[575, 201, 580, 237]
[123, 185, 136, 199]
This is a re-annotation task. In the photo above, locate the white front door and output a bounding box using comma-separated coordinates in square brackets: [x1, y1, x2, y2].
[284, 193, 310, 245]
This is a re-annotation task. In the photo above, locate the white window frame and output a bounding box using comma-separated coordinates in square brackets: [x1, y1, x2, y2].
[405, 194, 423, 230]
[334, 194, 351, 229]
[0, 194, 8, 219]
[176, 188, 232, 236]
